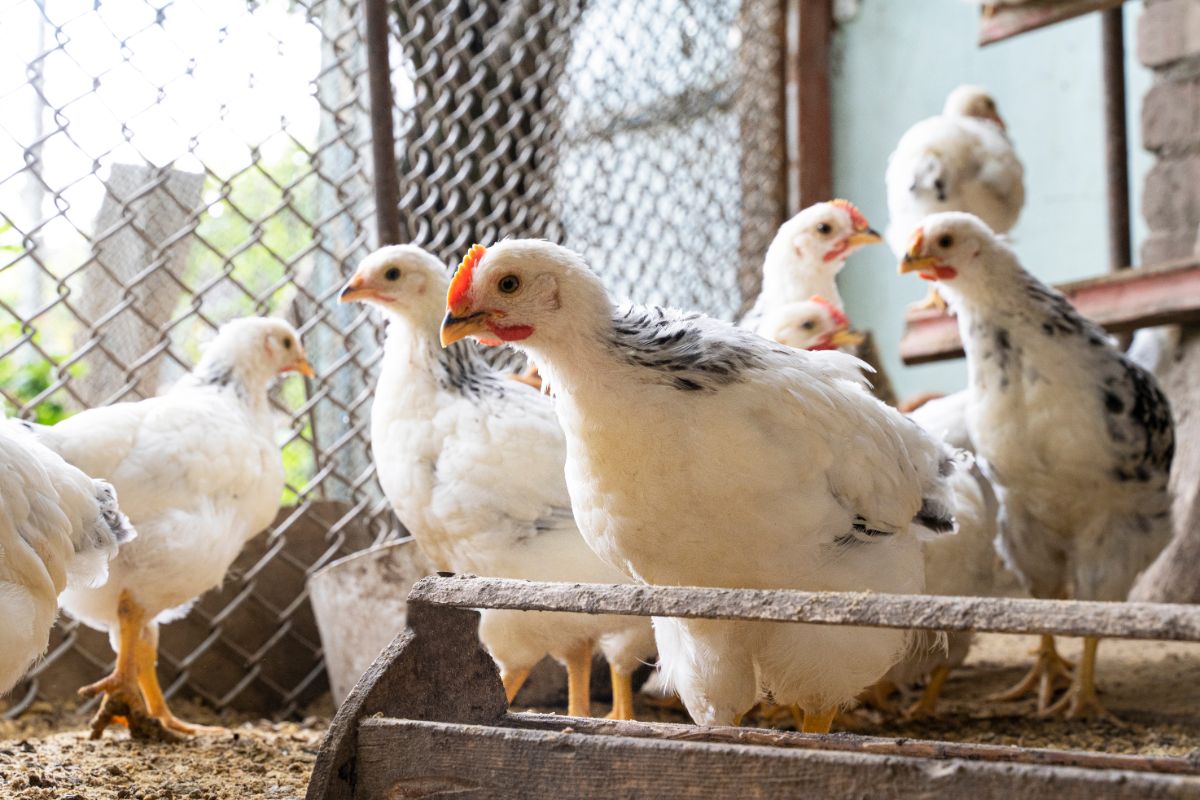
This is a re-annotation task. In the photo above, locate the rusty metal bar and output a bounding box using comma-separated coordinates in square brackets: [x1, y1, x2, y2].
[1102, 5, 1132, 271]
[899, 259, 1200, 364]
[783, 0, 833, 215]
[409, 575, 1200, 642]
[364, 0, 402, 247]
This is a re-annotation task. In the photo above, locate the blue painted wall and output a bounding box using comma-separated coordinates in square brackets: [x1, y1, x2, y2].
[830, 0, 1151, 400]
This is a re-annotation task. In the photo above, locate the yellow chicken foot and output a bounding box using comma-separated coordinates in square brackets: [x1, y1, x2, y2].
[564, 640, 593, 718]
[501, 666, 533, 706]
[859, 679, 899, 713]
[78, 591, 174, 741]
[802, 707, 837, 734]
[906, 664, 951, 719]
[134, 627, 224, 736]
[1043, 637, 1121, 722]
[605, 666, 635, 721]
[989, 634, 1073, 713]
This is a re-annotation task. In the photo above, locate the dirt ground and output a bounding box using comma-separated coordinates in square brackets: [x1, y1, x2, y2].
[2, 634, 1197, 798]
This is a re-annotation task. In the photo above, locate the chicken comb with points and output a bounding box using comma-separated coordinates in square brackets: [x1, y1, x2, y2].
[829, 198, 869, 231]
[448, 243, 486, 311]
[809, 295, 850, 330]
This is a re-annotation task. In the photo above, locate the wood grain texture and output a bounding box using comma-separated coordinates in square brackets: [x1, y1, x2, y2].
[305, 602, 506, 800]
[899, 259, 1200, 365]
[979, 0, 1128, 46]
[406, 574, 1200, 642]
[504, 713, 1200, 776]
[354, 718, 1200, 799]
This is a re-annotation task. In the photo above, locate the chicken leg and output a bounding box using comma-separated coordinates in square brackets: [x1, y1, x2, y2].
[1044, 637, 1115, 720]
[502, 666, 533, 706]
[605, 666, 635, 721]
[78, 591, 172, 741]
[801, 707, 837, 734]
[989, 634, 1073, 713]
[905, 664, 951, 719]
[134, 624, 224, 736]
[563, 640, 593, 718]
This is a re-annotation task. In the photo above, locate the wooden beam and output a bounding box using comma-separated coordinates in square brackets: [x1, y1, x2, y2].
[899, 259, 1200, 365]
[979, 0, 1128, 47]
[506, 713, 1200, 776]
[407, 574, 1200, 642]
[784, 0, 833, 214]
[353, 718, 1200, 799]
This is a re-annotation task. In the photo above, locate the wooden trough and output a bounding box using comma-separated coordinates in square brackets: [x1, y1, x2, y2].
[306, 575, 1200, 799]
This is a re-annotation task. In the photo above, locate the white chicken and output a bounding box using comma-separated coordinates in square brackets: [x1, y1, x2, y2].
[740, 200, 880, 332]
[757, 296, 865, 352]
[440, 240, 958, 732]
[340, 245, 655, 720]
[29, 317, 312, 738]
[886, 86, 1024, 311]
[0, 420, 134, 694]
[901, 213, 1174, 718]
[888, 392, 1000, 717]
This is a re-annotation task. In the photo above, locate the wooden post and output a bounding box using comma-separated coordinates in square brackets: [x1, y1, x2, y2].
[784, 0, 833, 215]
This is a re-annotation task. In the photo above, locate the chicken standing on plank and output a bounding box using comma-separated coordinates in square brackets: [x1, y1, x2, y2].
[340, 245, 655, 720]
[30, 317, 313, 739]
[740, 199, 881, 333]
[901, 213, 1174, 718]
[440, 240, 958, 732]
[0, 420, 134, 694]
[886, 85, 1024, 311]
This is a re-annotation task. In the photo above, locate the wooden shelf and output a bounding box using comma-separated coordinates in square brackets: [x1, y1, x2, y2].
[899, 260, 1200, 365]
[979, 0, 1128, 46]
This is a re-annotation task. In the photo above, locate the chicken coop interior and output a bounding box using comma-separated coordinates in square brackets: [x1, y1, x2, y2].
[1, 0, 1199, 798]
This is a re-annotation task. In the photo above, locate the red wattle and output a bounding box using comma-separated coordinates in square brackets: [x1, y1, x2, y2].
[485, 321, 535, 342]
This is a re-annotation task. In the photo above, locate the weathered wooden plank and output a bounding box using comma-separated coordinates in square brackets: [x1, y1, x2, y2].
[504, 713, 1200, 776]
[899, 259, 1200, 365]
[354, 718, 1200, 799]
[783, 0, 832, 214]
[408, 575, 1200, 642]
[979, 0, 1128, 47]
[305, 602, 506, 800]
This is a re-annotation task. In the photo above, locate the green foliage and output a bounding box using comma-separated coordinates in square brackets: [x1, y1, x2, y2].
[0, 323, 77, 425]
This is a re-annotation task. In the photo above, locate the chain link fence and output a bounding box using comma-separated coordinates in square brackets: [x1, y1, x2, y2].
[1, 0, 786, 718]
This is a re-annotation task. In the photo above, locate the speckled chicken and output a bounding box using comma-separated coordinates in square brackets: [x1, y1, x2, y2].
[0, 419, 134, 694]
[901, 213, 1174, 718]
[340, 245, 655, 720]
[440, 240, 959, 732]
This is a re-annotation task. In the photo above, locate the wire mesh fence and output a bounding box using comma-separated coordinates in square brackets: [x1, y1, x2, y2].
[0, 0, 786, 717]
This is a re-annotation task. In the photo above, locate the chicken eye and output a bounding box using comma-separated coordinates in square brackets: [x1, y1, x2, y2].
[498, 275, 520, 294]
[385, 267, 401, 281]
[801, 321, 816, 331]
[282, 337, 293, 350]
[815, 223, 832, 235]
[937, 234, 954, 249]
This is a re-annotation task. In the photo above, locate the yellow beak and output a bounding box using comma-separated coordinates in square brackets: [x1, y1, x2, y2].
[338, 274, 366, 304]
[898, 254, 942, 276]
[291, 356, 316, 378]
[829, 328, 866, 348]
[847, 229, 883, 249]
[440, 310, 490, 347]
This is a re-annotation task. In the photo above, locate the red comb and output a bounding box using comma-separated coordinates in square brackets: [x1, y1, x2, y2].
[448, 243, 486, 312]
[830, 198, 869, 231]
[809, 295, 850, 330]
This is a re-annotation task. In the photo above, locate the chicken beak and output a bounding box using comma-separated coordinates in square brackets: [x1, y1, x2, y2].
[338, 274, 366, 304]
[846, 228, 883, 249]
[440, 310, 490, 347]
[829, 328, 866, 348]
[898, 254, 942, 277]
[285, 355, 316, 378]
